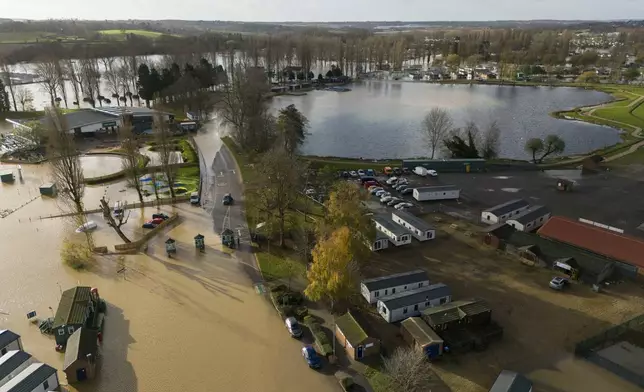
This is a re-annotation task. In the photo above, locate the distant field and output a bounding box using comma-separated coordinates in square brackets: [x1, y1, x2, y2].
[98, 29, 166, 38]
[0, 31, 83, 43]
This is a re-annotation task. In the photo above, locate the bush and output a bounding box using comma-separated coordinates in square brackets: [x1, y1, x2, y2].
[275, 291, 304, 306]
[278, 304, 295, 317]
[320, 343, 333, 356]
[271, 284, 287, 293]
[179, 140, 197, 163]
[303, 315, 315, 325]
[61, 240, 94, 270]
[295, 306, 308, 319]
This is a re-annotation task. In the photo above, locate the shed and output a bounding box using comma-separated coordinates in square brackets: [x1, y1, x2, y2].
[413, 185, 460, 202]
[482, 223, 517, 249]
[421, 299, 492, 332]
[0, 171, 14, 184]
[505, 205, 551, 232]
[480, 199, 530, 225]
[0, 363, 59, 392]
[400, 317, 444, 359]
[38, 183, 57, 197]
[0, 331, 22, 357]
[64, 328, 98, 383]
[53, 286, 98, 346]
[360, 270, 430, 304]
[0, 351, 33, 386]
[334, 312, 380, 360]
[391, 210, 435, 241]
[372, 215, 412, 246]
[377, 283, 451, 323]
[553, 257, 581, 279]
[489, 370, 533, 392]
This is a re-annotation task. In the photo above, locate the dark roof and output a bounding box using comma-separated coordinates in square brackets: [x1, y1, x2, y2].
[489, 370, 533, 392]
[401, 317, 443, 347]
[63, 327, 98, 370]
[0, 330, 20, 349]
[415, 185, 460, 193]
[53, 286, 92, 328]
[392, 210, 434, 232]
[483, 223, 517, 239]
[375, 231, 389, 241]
[538, 216, 644, 269]
[0, 351, 32, 381]
[335, 312, 369, 345]
[372, 215, 410, 236]
[94, 106, 171, 117]
[361, 270, 429, 292]
[42, 109, 115, 131]
[0, 363, 57, 392]
[507, 205, 550, 225]
[483, 199, 529, 216]
[421, 299, 483, 326]
[379, 284, 451, 310]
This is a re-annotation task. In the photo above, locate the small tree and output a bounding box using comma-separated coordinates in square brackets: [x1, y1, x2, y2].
[153, 114, 178, 199]
[525, 135, 566, 163]
[120, 117, 145, 204]
[99, 197, 131, 243]
[524, 138, 544, 163]
[383, 347, 435, 392]
[15, 87, 34, 111]
[623, 68, 641, 82]
[277, 104, 309, 154]
[420, 108, 453, 159]
[577, 71, 600, 84]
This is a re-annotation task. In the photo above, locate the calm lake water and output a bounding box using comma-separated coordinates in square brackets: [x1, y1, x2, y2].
[270, 81, 622, 160]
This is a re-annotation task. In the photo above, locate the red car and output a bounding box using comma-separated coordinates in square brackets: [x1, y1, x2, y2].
[151, 217, 164, 225]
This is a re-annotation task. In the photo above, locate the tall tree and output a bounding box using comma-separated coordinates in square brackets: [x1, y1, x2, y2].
[383, 347, 436, 392]
[420, 108, 454, 159]
[153, 114, 178, 199]
[120, 117, 145, 204]
[480, 120, 501, 159]
[0, 79, 10, 112]
[15, 88, 34, 111]
[34, 60, 60, 106]
[277, 104, 309, 154]
[525, 134, 566, 163]
[0, 62, 17, 111]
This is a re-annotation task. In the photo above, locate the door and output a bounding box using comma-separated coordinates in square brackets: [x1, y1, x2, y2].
[357, 345, 364, 359]
[77, 367, 88, 381]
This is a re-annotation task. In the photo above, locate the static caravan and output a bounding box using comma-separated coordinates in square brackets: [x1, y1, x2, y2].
[367, 232, 390, 252]
[400, 317, 444, 359]
[413, 185, 460, 202]
[0, 331, 22, 357]
[372, 215, 412, 246]
[0, 351, 34, 386]
[360, 270, 430, 304]
[506, 205, 551, 232]
[480, 199, 530, 225]
[0, 363, 59, 392]
[391, 210, 435, 241]
[377, 283, 452, 323]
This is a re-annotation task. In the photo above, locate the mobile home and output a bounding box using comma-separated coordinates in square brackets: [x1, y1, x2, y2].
[413, 185, 460, 202]
[506, 205, 551, 232]
[372, 215, 412, 246]
[367, 232, 390, 252]
[0, 363, 59, 392]
[377, 284, 452, 323]
[0, 331, 22, 357]
[0, 351, 34, 386]
[360, 270, 430, 304]
[391, 210, 435, 241]
[480, 199, 530, 225]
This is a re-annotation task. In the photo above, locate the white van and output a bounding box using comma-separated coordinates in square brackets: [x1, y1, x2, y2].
[414, 166, 428, 176]
[190, 192, 200, 205]
[113, 201, 124, 216]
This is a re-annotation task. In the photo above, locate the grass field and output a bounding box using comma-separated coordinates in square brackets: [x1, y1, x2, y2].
[98, 29, 167, 38]
[0, 31, 83, 43]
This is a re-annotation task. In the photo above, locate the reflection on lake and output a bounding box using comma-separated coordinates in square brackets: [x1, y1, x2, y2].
[80, 154, 123, 178]
[269, 81, 622, 159]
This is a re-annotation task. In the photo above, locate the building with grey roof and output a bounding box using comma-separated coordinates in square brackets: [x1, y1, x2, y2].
[506, 205, 551, 232]
[372, 215, 412, 246]
[0, 351, 33, 387]
[489, 370, 533, 392]
[360, 270, 430, 304]
[367, 231, 390, 252]
[0, 331, 21, 357]
[391, 210, 435, 241]
[0, 363, 59, 392]
[377, 283, 451, 323]
[413, 185, 460, 202]
[481, 199, 530, 225]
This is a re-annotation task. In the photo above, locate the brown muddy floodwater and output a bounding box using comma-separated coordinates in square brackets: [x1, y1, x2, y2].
[0, 162, 338, 392]
[79, 155, 124, 178]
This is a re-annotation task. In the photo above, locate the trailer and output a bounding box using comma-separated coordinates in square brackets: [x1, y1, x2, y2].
[413, 185, 460, 202]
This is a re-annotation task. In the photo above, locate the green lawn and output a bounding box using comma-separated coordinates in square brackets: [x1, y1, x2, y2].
[175, 166, 200, 193]
[364, 366, 394, 392]
[0, 32, 83, 43]
[606, 145, 644, 166]
[98, 29, 167, 38]
[256, 249, 307, 281]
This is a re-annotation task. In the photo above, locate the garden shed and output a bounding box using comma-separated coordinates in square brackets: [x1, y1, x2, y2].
[0, 171, 14, 183]
[334, 312, 380, 360]
[63, 328, 98, 383]
[39, 183, 57, 197]
[421, 299, 492, 332]
[400, 317, 444, 359]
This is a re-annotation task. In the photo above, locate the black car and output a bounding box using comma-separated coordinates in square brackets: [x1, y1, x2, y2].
[393, 167, 402, 175]
[152, 213, 169, 220]
[402, 167, 410, 174]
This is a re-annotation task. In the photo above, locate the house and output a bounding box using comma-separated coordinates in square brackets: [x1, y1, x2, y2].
[538, 216, 644, 274]
[360, 270, 431, 304]
[480, 199, 530, 225]
[334, 312, 380, 360]
[489, 370, 533, 392]
[391, 210, 435, 241]
[413, 185, 460, 202]
[53, 286, 101, 346]
[400, 317, 444, 359]
[0, 331, 22, 357]
[372, 215, 412, 246]
[367, 232, 390, 252]
[0, 351, 34, 387]
[421, 299, 492, 332]
[64, 328, 98, 383]
[377, 284, 452, 323]
[0, 363, 59, 392]
[505, 205, 551, 232]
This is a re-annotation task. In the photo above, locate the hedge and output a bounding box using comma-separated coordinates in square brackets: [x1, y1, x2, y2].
[309, 322, 333, 356]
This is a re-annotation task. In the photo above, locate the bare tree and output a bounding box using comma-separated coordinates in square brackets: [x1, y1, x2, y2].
[34, 60, 60, 106]
[120, 116, 145, 203]
[64, 60, 82, 107]
[15, 88, 34, 111]
[0, 62, 18, 111]
[480, 120, 501, 159]
[383, 347, 435, 392]
[153, 114, 178, 199]
[79, 58, 101, 107]
[99, 197, 131, 243]
[55, 60, 68, 108]
[421, 107, 454, 159]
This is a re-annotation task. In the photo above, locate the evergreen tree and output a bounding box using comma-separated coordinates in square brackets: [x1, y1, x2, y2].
[0, 79, 10, 112]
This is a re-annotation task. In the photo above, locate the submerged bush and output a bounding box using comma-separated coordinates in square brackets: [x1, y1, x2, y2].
[61, 240, 94, 270]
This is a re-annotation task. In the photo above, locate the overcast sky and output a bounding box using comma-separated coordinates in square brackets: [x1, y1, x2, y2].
[6, 0, 644, 22]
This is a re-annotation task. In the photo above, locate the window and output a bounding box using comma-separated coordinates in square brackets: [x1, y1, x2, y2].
[392, 288, 396, 294]
[1, 348, 6, 356]
[440, 297, 447, 305]
[68, 326, 75, 334]
[425, 301, 430, 306]
[43, 380, 49, 390]
[382, 307, 387, 315]
[385, 289, 388, 295]
[403, 307, 408, 314]
[414, 304, 419, 311]
[418, 282, 423, 288]
[374, 241, 381, 250]
[404, 285, 407, 289]
[375, 291, 380, 298]
[58, 329, 65, 336]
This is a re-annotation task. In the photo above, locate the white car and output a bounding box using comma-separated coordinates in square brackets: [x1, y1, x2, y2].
[75, 221, 98, 233]
[375, 190, 387, 197]
[380, 196, 393, 203]
[349, 171, 359, 178]
[395, 202, 413, 210]
[386, 177, 398, 185]
[370, 187, 384, 195]
[428, 169, 438, 177]
[305, 188, 316, 196]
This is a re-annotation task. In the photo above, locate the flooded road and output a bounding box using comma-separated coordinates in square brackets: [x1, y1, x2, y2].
[0, 126, 338, 391]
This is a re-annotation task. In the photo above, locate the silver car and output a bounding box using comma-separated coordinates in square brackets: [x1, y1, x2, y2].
[285, 317, 303, 338]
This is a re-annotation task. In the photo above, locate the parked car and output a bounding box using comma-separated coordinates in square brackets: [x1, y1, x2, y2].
[383, 166, 393, 176]
[75, 221, 97, 233]
[152, 213, 169, 220]
[305, 188, 316, 196]
[341, 171, 350, 178]
[223, 193, 234, 205]
[285, 317, 303, 338]
[380, 196, 393, 203]
[190, 192, 200, 205]
[349, 171, 359, 178]
[402, 167, 410, 174]
[371, 187, 384, 195]
[395, 202, 413, 210]
[151, 217, 164, 225]
[366, 169, 376, 177]
[302, 346, 322, 369]
[549, 276, 570, 290]
[375, 190, 388, 197]
[386, 177, 398, 185]
[387, 198, 403, 206]
[397, 185, 408, 192]
[393, 167, 402, 175]
[400, 188, 414, 195]
[357, 169, 366, 177]
[142, 220, 158, 229]
[428, 169, 438, 177]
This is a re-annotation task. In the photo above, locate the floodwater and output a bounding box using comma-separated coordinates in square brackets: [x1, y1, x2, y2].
[139, 146, 183, 166]
[80, 155, 124, 178]
[0, 139, 338, 391]
[269, 81, 622, 160]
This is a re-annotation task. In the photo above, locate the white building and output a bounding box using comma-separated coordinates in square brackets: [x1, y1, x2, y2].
[391, 210, 435, 241]
[372, 215, 412, 246]
[0, 331, 22, 357]
[0, 363, 58, 392]
[481, 199, 530, 225]
[506, 205, 551, 232]
[367, 232, 390, 252]
[377, 284, 452, 323]
[360, 270, 430, 304]
[413, 185, 460, 202]
[0, 351, 34, 387]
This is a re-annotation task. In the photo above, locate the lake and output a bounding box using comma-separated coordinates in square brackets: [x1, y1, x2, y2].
[269, 81, 622, 160]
